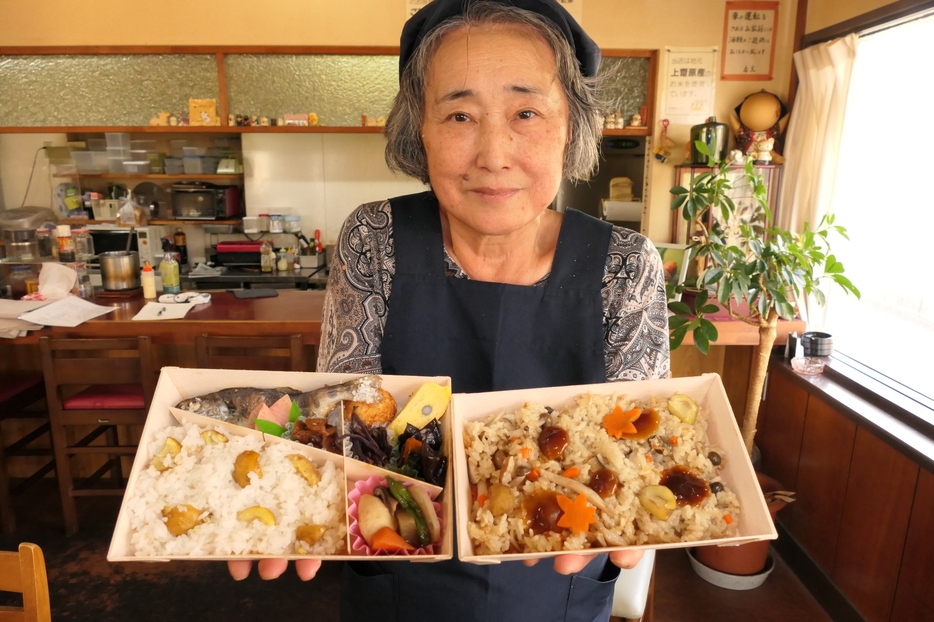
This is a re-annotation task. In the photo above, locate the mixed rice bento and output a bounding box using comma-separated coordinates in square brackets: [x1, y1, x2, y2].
[452, 374, 776, 563]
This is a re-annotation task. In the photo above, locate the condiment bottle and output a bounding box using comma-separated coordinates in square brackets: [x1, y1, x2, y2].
[159, 251, 181, 294]
[174, 227, 188, 267]
[276, 248, 289, 272]
[56, 224, 76, 262]
[141, 261, 157, 298]
[260, 240, 273, 273]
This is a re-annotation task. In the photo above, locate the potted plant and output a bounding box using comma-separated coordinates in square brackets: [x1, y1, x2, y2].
[668, 143, 860, 456]
[668, 144, 858, 585]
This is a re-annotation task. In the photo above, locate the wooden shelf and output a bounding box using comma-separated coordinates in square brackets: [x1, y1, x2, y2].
[602, 127, 651, 137]
[0, 125, 385, 134]
[62, 218, 242, 226]
[67, 174, 242, 181]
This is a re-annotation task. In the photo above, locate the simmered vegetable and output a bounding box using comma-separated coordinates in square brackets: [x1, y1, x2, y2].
[386, 476, 430, 546]
[357, 494, 396, 546]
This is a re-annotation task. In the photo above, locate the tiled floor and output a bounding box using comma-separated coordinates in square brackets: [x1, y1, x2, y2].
[1, 482, 833, 622]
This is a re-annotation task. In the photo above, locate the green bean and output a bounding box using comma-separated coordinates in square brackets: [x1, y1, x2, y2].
[386, 476, 430, 546]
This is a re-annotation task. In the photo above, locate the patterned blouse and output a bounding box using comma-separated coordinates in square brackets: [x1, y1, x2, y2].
[317, 200, 671, 381]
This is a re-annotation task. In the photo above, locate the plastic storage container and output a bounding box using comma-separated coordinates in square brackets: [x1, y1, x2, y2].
[269, 214, 284, 233]
[183, 146, 207, 156]
[170, 139, 189, 158]
[105, 133, 131, 149]
[123, 161, 152, 174]
[130, 140, 157, 152]
[86, 138, 107, 151]
[73, 151, 108, 174]
[284, 215, 302, 233]
[258, 214, 270, 232]
[164, 158, 184, 175]
[183, 156, 219, 174]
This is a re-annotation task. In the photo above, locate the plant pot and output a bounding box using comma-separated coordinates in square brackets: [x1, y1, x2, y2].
[691, 473, 788, 586]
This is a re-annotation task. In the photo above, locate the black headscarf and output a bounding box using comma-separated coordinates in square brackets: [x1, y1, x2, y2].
[398, 0, 601, 79]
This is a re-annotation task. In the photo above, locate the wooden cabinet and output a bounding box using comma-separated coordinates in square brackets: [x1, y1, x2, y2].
[759, 360, 931, 622]
[832, 428, 917, 622]
[891, 467, 934, 620]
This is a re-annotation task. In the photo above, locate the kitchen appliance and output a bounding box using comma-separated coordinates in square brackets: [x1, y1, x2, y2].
[215, 241, 263, 267]
[98, 251, 141, 291]
[170, 182, 242, 220]
[0, 206, 58, 234]
[2, 229, 40, 261]
[86, 225, 167, 267]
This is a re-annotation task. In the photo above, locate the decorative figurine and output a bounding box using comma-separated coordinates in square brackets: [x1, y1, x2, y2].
[178, 112, 189, 126]
[728, 90, 789, 164]
[630, 112, 642, 127]
[652, 119, 677, 163]
[308, 112, 319, 126]
[149, 111, 171, 126]
[270, 117, 278, 126]
[168, 114, 179, 127]
[259, 116, 270, 126]
[249, 115, 258, 126]
[751, 136, 775, 164]
[228, 113, 236, 126]
[277, 118, 285, 127]
[376, 116, 386, 127]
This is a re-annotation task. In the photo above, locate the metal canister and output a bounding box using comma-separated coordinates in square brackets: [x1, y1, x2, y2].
[690, 116, 729, 164]
[98, 251, 141, 291]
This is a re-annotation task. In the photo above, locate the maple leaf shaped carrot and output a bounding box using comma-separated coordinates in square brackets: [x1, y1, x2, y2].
[556, 493, 597, 535]
[602, 405, 642, 439]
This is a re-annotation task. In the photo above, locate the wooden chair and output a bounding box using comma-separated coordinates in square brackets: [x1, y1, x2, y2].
[0, 543, 51, 622]
[0, 376, 55, 534]
[194, 333, 307, 371]
[39, 336, 154, 535]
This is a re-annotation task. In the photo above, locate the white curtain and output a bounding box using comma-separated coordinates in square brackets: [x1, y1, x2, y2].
[777, 33, 859, 234]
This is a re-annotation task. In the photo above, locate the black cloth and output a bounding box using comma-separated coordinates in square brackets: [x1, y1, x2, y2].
[341, 191, 618, 622]
[399, 0, 601, 79]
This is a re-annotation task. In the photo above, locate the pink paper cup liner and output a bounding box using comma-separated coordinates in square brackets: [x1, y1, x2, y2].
[347, 475, 443, 556]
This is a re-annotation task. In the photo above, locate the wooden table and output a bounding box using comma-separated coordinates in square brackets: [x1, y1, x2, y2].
[6, 290, 326, 346]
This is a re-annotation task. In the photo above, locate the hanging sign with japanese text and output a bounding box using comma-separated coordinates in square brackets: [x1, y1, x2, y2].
[662, 47, 718, 122]
[721, 1, 778, 80]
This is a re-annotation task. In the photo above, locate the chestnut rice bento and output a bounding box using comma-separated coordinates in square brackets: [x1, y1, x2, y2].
[463, 391, 740, 555]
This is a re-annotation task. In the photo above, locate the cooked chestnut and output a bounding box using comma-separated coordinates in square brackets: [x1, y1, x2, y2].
[589, 468, 618, 498]
[538, 426, 569, 461]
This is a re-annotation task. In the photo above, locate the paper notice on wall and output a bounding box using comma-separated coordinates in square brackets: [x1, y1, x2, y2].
[662, 47, 718, 124]
[721, 1, 778, 80]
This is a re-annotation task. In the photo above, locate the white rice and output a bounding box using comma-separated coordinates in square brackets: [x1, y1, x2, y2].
[464, 393, 740, 554]
[125, 420, 347, 556]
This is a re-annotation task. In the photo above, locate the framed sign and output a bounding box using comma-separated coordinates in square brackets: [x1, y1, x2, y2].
[721, 1, 778, 80]
[662, 47, 718, 122]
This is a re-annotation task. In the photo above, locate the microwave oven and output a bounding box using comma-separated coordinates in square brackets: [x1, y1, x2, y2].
[171, 182, 242, 220]
[86, 225, 167, 266]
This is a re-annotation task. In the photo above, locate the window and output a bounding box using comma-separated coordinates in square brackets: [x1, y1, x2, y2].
[824, 13, 934, 401]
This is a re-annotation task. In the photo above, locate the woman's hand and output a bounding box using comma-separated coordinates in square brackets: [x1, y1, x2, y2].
[228, 558, 322, 581]
[523, 550, 645, 574]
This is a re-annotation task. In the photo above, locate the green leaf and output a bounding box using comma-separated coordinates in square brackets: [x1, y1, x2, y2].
[255, 419, 285, 437]
[668, 315, 690, 330]
[717, 283, 731, 305]
[671, 194, 687, 211]
[700, 304, 720, 315]
[694, 140, 711, 157]
[694, 328, 710, 355]
[671, 185, 689, 196]
[702, 268, 723, 285]
[669, 301, 693, 316]
[670, 327, 687, 351]
[289, 400, 301, 423]
[699, 320, 719, 342]
[832, 274, 861, 298]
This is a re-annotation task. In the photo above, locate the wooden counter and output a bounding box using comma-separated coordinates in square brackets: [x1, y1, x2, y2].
[7, 290, 326, 346]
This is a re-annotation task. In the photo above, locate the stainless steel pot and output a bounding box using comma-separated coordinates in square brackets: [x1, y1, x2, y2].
[99, 251, 141, 291]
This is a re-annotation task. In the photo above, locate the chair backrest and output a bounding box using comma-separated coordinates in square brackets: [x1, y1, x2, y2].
[39, 336, 155, 405]
[195, 334, 306, 372]
[0, 543, 51, 622]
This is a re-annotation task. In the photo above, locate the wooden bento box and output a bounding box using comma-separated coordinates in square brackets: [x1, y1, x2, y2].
[108, 367, 453, 562]
[451, 373, 776, 564]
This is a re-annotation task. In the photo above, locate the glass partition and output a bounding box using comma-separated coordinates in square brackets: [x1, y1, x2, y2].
[0, 54, 219, 127]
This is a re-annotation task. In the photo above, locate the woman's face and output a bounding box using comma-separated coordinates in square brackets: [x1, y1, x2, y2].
[421, 23, 569, 238]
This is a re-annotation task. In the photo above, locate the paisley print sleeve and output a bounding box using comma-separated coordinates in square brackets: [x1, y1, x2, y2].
[317, 201, 394, 374]
[603, 227, 671, 381]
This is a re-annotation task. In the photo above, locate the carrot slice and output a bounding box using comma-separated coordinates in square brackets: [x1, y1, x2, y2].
[370, 526, 415, 552]
[528, 468, 540, 482]
[645, 455, 652, 463]
[602, 405, 642, 439]
[477, 494, 487, 507]
[556, 494, 597, 535]
[724, 513, 733, 525]
[520, 447, 532, 459]
[669, 436, 679, 445]
[561, 467, 580, 478]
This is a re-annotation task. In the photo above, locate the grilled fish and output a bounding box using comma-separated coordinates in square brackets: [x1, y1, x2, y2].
[175, 375, 384, 426]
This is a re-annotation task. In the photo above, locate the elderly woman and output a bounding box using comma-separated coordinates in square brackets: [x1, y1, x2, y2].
[230, 1, 669, 620]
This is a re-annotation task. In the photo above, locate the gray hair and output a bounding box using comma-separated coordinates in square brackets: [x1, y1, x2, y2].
[384, 1, 604, 184]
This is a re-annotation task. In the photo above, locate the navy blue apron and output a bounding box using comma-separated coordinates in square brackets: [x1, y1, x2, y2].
[341, 191, 618, 622]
